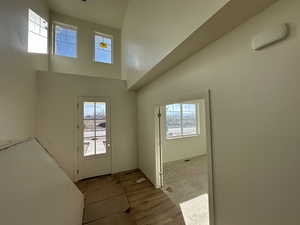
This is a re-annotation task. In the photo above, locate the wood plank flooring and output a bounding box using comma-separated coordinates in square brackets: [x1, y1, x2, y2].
[76, 169, 185, 225]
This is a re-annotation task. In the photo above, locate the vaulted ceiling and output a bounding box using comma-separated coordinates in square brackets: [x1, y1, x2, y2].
[47, 0, 129, 29]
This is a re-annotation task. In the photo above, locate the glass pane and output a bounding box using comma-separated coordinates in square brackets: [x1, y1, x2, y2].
[84, 137, 95, 156]
[166, 104, 181, 112]
[84, 102, 95, 119]
[95, 120, 106, 137]
[95, 34, 112, 64]
[95, 102, 107, 154]
[182, 104, 198, 135]
[95, 102, 106, 119]
[28, 31, 48, 54]
[84, 120, 95, 138]
[95, 136, 106, 155]
[55, 25, 77, 58]
[83, 102, 107, 156]
[28, 9, 48, 54]
[166, 104, 182, 138]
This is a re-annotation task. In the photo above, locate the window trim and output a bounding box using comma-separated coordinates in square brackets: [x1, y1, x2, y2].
[165, 103, 200, 140]
[93, 31, 114, 64]
[28, 9, 48, 55]
[52, 22, 78, 58]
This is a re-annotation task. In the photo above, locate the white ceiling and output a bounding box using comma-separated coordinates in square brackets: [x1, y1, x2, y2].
[47, 0, 129, 29]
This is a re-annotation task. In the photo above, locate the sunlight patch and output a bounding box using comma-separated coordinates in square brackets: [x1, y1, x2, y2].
[180, 193, 209, 225]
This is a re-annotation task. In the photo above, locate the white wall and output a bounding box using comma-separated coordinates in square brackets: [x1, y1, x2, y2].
[36, 71, 137, 180]
[0, 0, 48, 143]
[137, 0, 300, 225]
[162, 99, 207, 163]
[0, 139, 83, 225]
[122, 0, 230, 85]
[50, 12, 121, 79]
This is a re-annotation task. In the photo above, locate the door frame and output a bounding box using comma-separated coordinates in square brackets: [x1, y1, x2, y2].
[154, 90, 216, 225]
[75, 96, 112, 181]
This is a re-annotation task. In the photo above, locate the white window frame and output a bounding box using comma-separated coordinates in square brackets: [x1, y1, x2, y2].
[28, 9, 48, 54]
[93, 32, 113, 64]
[165, 103, 200, 140]
[53, 22, 78, 58]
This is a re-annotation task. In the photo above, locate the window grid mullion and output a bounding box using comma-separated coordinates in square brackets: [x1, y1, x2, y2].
[94, 102, 96, 155]
[196, 104, 199, 134]
[180, 104, 183, 136]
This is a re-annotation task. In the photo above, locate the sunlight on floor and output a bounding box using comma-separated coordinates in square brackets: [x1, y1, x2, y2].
[179, 193, 209, 225]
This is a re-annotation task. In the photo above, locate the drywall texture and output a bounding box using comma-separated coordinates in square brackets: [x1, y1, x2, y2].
[0, 139, 84, 225]
[0, 0, 48, 143]
[122, 0, 230, 85]
[37, 71, 137, 180]
[50, 12, 121, 79]
[137, 0, 300, 225]
[162, 99, 207, 163]
[48, 0, 129, 29]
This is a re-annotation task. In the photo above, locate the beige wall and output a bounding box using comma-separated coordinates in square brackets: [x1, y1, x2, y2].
[162, 99, 207, 163]
[50, 12, 121, 79]
[137, 0, 300, 224]
[0, 0, 48, 143]
[36, 71, 137, 180]
[122, 0, 230, 85]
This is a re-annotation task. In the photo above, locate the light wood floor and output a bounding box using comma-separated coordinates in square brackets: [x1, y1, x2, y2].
[76, 169, 185, 225]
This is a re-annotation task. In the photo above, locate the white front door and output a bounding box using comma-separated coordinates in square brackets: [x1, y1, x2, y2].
[77, 97, 112, 180]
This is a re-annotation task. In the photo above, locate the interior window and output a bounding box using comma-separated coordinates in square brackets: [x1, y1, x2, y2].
[165, 103, 199, 139]
[94, 33, 113, 64]
[28, 9, 48, 54]
[54, 24, 77, 58]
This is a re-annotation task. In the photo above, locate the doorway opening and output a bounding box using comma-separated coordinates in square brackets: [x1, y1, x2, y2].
[155, 93, 215, 225]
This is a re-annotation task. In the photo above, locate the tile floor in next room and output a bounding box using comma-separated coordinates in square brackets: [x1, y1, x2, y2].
[76, 169, 186, 225]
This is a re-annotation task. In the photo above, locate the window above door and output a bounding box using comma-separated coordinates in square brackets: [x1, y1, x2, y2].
[28, 9, 48, 54]
[54, 23, 77, 58]
[94, 32, 113, 64]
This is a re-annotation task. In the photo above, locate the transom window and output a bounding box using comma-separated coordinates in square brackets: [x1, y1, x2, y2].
[165, 103, 199, 139]
[94, 33, 113, 64]
[28, 9, 48, 54]
[54, 24, 77, 58]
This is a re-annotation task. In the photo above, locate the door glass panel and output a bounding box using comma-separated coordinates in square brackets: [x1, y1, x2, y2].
[95, 120, 105, 136]
[83, 101, 107, 157]
[95, 102, 106, 155]
[96, 102, 106, 119]
[84, 102, 95, 119]
[95, 136, 106, 154]
[84, 137, 95, 156]
[84, 120, 95, 138]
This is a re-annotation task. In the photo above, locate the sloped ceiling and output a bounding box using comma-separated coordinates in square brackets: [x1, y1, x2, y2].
[47, 0, 129, 29]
